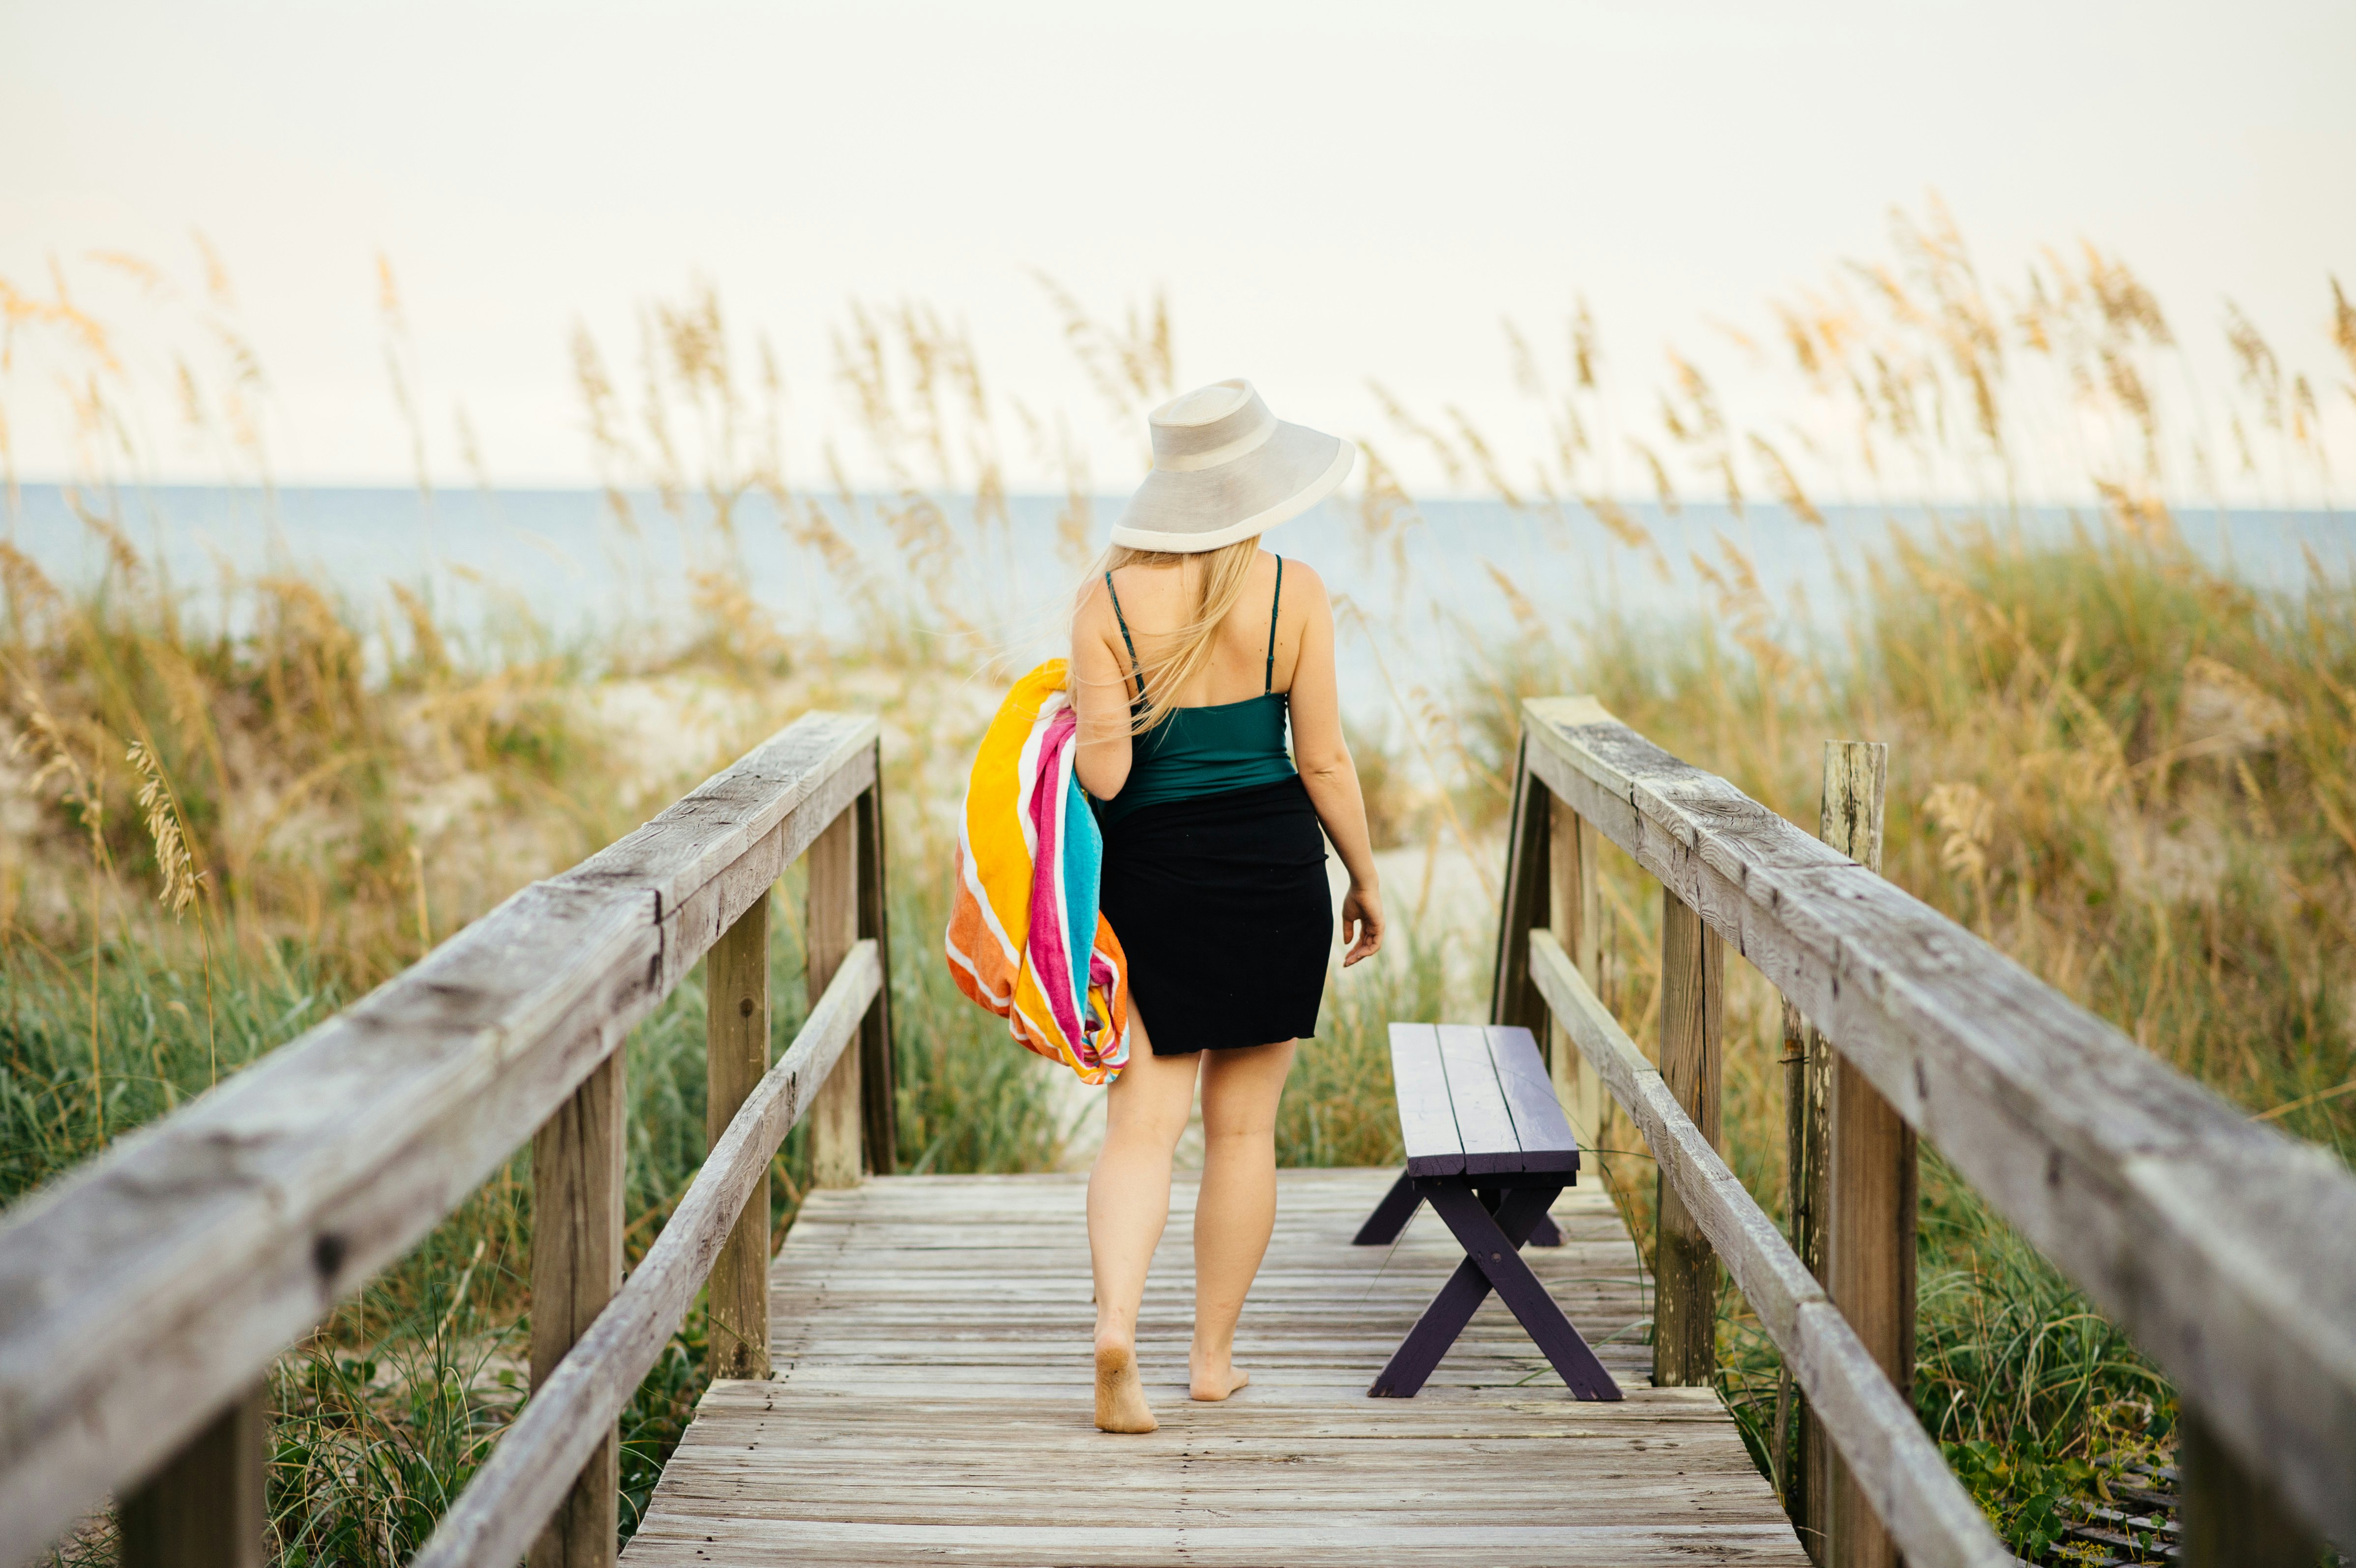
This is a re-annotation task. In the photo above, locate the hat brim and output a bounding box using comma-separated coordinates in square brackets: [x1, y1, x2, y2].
[1108, 425, 1356, 553]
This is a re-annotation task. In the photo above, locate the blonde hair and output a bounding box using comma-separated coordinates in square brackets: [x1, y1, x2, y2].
[1077, 537, 1263, 734]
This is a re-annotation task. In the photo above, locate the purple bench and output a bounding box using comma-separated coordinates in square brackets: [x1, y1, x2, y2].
[1354, 1023, 1622, 1401]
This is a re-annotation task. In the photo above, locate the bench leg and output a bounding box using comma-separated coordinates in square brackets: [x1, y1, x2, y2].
[1369, 1185, 1621, 1401]
[1352, 1170, 1423, 1245]
[1477, 1182, 1563, 1247]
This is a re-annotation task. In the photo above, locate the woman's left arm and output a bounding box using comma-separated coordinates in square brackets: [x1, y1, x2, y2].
[1284, 569, 1383, 965]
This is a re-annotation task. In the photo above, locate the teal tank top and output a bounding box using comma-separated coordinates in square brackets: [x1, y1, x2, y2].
[1093, 556, 1297, 828]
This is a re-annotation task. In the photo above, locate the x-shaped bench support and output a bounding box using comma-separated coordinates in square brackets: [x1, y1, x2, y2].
[1363, 1176, 1622, 1401]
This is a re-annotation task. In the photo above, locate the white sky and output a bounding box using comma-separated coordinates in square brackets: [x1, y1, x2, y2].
[3, 0, 2352, 495]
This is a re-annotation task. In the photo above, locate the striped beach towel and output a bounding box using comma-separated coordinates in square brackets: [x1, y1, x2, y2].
[944, 659, 1132, 1083]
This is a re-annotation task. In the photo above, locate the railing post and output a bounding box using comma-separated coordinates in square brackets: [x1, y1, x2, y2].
[1547, 794, 1605, 1151]
[853, 766, 896, 1174]
[706, 891, 772, 1379]
[1654, 886, 1722, 1388]
[1807, 741, 1908, 1568]
[118, 1383, 267, 1568]
[528, 1047, 624, 1568]
[2181, 1403, 2323, 1566]
[807, 808, 862, 1189]
[1491, 732, 1553, 1042]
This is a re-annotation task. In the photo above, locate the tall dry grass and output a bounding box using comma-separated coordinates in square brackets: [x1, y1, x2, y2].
[3, 206, 2352, 1558]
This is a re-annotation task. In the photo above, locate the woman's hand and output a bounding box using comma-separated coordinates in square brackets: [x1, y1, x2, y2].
[1340, 881, 1384, 967]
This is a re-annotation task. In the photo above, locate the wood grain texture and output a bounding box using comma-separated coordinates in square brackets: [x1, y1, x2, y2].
[805, 810, 862, 1189]
[411, 941, 881, 1568]
[1435, 1025, 1521, 1175]
[1655, 888, 1723, 1390]
[1819, 739, 1903, 1568]
[1490, 732, 1552, 1039]
[1389, 1024, 1466, 1175]
[1549, 791, 1606, 1149]
[1485, 1025, 1580, 1160]
[622, 1168, 1804, 1567]
[117, 1383, 265, 1568]
[1521, 697, 2356, 1545]
[2181, 1402, 2323, 1567]
[1530, 931, 2010, 1568]
[852, 773, 897, 1174]
[705, 896, 771, 1382]
[529, 1048, 625, 1568]
[0, 712, 876, 1562]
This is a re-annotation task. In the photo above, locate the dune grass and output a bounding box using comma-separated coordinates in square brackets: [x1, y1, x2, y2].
[4, 210, 2353, 1560]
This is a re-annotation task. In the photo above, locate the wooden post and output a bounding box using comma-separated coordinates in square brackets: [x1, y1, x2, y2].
[1490, 733, 1553, 1040]
[807, 808, 862, 1189]
[853, 772, 897, 1174]
[2180, 1404, 2323, 1567]
[528, 1047, 624, 1568]
[705, 891, 771, 1379]
[1811, 741, 1907, 1568]
[1548, 793, 1605, 1149]
[1653, 886, 1722, 1388]
[118, 1383, 267, 1568]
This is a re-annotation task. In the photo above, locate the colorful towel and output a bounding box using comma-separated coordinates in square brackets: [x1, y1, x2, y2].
[945, 660, 1131, 1083]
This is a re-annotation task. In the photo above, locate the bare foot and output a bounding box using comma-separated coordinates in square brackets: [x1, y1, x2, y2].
[1189, 1360, 1251, 1401]
[1094, 1343, 1158, 1433]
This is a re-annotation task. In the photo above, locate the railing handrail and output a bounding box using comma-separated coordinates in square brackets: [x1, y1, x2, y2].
[1530, 929, 2009, 1568]
[412, 939, 882, 1568]
[0, 709, 882, 1560]
[1513, 695, 2356, 1548]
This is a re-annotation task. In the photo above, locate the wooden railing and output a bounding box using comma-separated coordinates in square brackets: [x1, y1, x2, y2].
[1494, 696, 2356, 1568]
[0, 711, 893, 1568]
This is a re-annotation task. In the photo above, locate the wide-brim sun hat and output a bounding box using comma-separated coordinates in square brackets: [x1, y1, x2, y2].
[1109, 379, 1356, 553]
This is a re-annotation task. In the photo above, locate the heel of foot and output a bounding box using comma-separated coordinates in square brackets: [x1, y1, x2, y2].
[1189, 1365, 1251, 1402]
[1094, 1345, 1159, 1434]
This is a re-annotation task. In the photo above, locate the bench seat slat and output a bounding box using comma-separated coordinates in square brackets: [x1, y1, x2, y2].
[1486, 1025, 1581, 1173]
[1388, 1024, 1465, 1176]
[1436, 1024, 1523, 1174]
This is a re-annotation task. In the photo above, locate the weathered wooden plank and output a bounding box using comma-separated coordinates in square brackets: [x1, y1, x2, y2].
[1484, 1026, 1580, 1160]
[1654, 888, 1722, 1390]
[528, 1048, 625, 1568]
[411, 939, 880, 1568]
[807, 809, 862, 1188]
[705, 894, 771, 1381]
[1434, 1025, 1522, 1174]
[852, 771, 897, 1173]
[628, 1167, 1800, 1568]
[117, 1383, 265, 1568]
[561, 712, 877, 993]
[0, 879, 653, 1559]
[2180, 1403, 2323, 1566]
[1522, 698, 2356, 1545]
[1490, 731, 1552, 1040]
[1531, 930, 2010, 1568]
[0, 712, 882, 1562]
[1549, 790, 1607, 1149]
[1389, 1024, 1466, 1175]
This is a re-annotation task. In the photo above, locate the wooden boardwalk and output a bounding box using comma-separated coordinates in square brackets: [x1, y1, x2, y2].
[624, 1168, 1807, 1566]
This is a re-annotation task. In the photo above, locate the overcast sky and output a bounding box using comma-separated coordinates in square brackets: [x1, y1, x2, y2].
[3, 0, 2352, 494]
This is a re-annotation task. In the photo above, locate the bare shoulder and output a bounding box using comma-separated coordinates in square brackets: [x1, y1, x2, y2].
[1273, 554, 1332, 616]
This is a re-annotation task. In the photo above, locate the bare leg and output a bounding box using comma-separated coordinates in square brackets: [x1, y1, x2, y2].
[1086, 1012, 1197, 1433]
[1191, 1038, 1297, 1400]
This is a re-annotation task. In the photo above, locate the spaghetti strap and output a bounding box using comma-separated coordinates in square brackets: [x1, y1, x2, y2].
[1105, 570, 1146, 704]
[1264, 555, 1283, 694]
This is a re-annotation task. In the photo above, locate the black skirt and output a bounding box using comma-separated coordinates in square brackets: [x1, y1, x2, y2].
[1097, 774, 1333, 1054]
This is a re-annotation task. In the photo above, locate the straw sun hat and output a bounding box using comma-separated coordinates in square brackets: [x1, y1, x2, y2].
[1109, 379, 1356, 553]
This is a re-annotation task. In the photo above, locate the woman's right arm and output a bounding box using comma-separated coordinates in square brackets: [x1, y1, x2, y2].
[1070, 578, 1134, 803]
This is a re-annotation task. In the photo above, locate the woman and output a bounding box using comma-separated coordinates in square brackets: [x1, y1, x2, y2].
[1071, 379, 1385, 1434]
